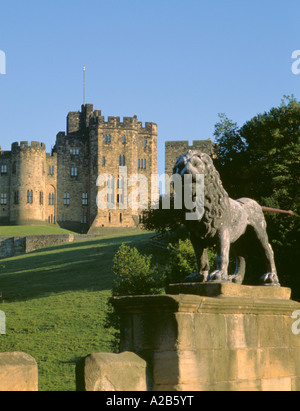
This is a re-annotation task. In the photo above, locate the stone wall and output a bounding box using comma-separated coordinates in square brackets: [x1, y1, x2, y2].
[0, 234, 75, 259]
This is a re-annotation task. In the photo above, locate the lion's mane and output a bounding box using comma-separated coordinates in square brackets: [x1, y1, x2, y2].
[173, 151, 230, 239]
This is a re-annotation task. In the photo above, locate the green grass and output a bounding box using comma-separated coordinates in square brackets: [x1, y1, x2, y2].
[0, 225, 75, 237]
[0, 229, 155, 391]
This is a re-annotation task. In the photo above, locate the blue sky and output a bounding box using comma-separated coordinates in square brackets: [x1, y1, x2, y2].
[1, 0, 300, 176]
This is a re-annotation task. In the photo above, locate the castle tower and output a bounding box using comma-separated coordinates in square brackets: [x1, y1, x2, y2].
[10, 141, 47, 225]
[88, 110, 157, 230]
[165, 139, 216, 193]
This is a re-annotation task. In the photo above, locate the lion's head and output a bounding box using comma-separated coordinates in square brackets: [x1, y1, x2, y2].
[173, 150, 230, 239]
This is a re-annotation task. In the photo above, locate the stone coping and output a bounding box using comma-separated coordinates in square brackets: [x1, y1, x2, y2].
[165, 282, 292, 300]
[111, 291, 299, 317]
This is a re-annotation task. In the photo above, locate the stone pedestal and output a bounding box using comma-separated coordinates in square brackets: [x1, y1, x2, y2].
[111, 283, 300, 391]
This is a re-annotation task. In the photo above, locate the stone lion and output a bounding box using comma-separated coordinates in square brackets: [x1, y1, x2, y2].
[173, 150, 280, 286]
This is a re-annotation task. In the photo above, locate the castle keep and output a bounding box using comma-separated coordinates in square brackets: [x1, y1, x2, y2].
[0, 104, 157, 232]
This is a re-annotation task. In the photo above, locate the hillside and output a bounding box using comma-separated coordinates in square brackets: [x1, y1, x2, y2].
[0, 229, 154, 391]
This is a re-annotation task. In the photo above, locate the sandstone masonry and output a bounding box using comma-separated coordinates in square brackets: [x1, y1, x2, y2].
[0, 105, 157, 232]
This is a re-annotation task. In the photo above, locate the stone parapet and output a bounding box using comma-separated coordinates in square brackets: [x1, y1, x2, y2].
[111, 284, 300, 391]
[0, 352, 38, 391]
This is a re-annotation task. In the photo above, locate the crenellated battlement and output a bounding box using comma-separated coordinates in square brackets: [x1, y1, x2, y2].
[89, 113, 157, 133]
[11, 141, 46, 152]
[66, 104, 157, 136]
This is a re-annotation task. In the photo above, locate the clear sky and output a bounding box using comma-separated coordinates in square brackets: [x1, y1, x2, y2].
[1, 0, 300, 176]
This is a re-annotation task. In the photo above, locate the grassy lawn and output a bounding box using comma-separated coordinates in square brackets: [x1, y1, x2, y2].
[0, 229, 156, 391]
[0, 225, 76, 237]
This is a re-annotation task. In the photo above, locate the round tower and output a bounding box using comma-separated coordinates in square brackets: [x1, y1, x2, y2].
[10, 141, 46, 225]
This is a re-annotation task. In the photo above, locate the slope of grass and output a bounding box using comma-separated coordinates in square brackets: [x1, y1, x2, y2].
[0, 229, 154, 391]
[0, 225, 76, 237]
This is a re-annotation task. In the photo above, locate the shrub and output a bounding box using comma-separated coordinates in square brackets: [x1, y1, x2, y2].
[166, 239, 216, 284]
[112, 243, 165, 296]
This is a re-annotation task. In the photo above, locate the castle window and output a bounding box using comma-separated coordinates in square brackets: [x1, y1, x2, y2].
[144, 159, 146, 169]
[14, 191, 19, 205]
[104, 135, 111, 143]
[62, 214, 68, 222]
[108, 212, 111, 223]
[64, 192, 70, 206]
[123, 135, 126, 144]
[102, 156, 105, 166]
[71, 167, 78, 177]
[27, 190, 33, 204]
[0, 193, 7, 205]
[144, 140, 147, 149]
[40, 192, 44, 205]
[120, 213, 123, 223]
[48, 166, 54, 175]
[48, 193, 54, 205]
[49, 214, 55, 224]
[138, 159, 140, 169]
[1, 164, 7, 174]
[119, 155, 126, 166]
[70, 148, 79, 155]
[81, 215, 87, 224]
[82, 193, 88, 206]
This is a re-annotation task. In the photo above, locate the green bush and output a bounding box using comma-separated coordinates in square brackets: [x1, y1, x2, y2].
[112, 243, 165, 296]
[166, 239, 216, 284]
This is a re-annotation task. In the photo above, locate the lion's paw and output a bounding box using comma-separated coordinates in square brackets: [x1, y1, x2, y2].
[260, 272, 280, 286]
[185, 271, 208, 283]
[207, 270, 230, 282]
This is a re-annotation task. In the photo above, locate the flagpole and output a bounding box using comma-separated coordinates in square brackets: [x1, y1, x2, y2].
[83, 66, 86, 106]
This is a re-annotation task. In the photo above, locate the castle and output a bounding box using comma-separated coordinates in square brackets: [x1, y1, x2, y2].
[0, 104, 157, 232]
[0, 104, 216, 232]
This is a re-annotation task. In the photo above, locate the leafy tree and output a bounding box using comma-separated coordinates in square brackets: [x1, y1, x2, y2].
[142, 194, 184, 233]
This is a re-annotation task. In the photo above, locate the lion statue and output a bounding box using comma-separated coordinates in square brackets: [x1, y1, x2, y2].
[173, 150, 280, 286]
